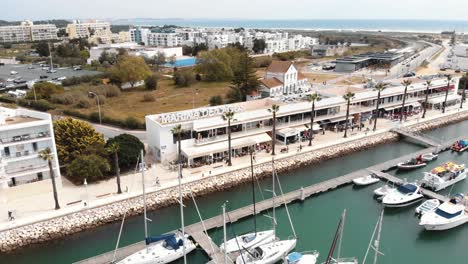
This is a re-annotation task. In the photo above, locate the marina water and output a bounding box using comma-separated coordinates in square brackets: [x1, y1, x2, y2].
[1, 121, 468, 264]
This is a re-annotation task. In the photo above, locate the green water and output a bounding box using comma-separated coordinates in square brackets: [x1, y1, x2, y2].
[1, 122, 467, 264]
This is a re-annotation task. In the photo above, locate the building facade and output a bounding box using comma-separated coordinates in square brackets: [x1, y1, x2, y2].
[0, 107, 61, 189]
[0, 21, 58, 43]
[66, 20, 112, 44]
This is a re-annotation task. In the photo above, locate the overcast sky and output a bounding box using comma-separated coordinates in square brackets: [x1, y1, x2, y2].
[3, 0, 468, 21]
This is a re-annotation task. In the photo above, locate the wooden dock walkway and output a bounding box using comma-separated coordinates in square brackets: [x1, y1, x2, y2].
[391, 127, 442, 147]
[75, 136, 461, 264]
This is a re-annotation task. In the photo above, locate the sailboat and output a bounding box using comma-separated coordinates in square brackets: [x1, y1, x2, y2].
[323, 210, 358, 264]
[117, 151, 196, 264]
[236, 157, 297, 264]
[220, 150, 276, 254]
[362, 210, 385, 264]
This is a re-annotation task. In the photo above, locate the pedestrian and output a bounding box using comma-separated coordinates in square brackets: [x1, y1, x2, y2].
[299, 144, 303, 151]
[252, 154, 256, 162]
[8, 210, 14, 221]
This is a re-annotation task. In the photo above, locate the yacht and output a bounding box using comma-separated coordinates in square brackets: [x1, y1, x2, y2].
[287, 251, 319, 264]
[419, 194, 468, 231]
[220, 231, 276, 254]
[420, 162, 466, 191]
[382, 183, 423, 208]
[236, 239, 297, 264]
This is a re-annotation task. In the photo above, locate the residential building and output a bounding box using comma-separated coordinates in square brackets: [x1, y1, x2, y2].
[0, 20, 58, 43]
[130, 27, 150, 45]
[311, 44, 348, 57]
[87, 43, 183, 64]
[146, 32, 183, 47]
[146, 77, 459, 165]
[66, 20, 112, 44]
[0, 107, 61, 189]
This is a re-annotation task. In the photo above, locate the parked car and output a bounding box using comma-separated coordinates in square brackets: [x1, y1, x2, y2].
[13, 79, 26, 84]
[27, 65, 34, 69]
[39, 75, 48, 79]
[57, 76, 67, 81]
[10, 71, 18, 75]
[73, 66, 82, 71]
[47, 69, 57, 73]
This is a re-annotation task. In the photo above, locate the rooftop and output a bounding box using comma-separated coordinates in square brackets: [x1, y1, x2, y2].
[260, 77, 283, 88]
[266, 61, 293, 73]
[0, 107, 45, 127]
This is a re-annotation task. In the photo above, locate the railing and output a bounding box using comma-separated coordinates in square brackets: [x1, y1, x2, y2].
[2, 150, 41, 161]
[5, 163, 48, 174]
[0, 131, 50, 144]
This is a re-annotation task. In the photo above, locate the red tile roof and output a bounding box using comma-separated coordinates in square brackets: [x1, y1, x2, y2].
[297, 72, 307, 80]
[266, 61, 293, 73]
[260, 77, 283, 89]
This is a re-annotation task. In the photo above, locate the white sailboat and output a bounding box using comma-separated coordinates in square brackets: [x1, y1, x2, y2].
[323, 210, 358, 264]
[117, 151, 195, 264]
[236, 158, 297, 264]
[362, 210, 384, 264]
[221, 151, 275, 253]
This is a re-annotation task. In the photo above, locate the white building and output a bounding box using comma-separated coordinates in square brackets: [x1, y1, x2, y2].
[87, 43, 183, 64]
[0, 21, 58, 43]
[146, 32, 183, 47]
[146, 77, 459, 165]
[66, 20, 113, 44]
[0, 107, 61, 189]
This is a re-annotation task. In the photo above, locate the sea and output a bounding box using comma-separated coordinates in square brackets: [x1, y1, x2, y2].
[111, 18, 468, 33]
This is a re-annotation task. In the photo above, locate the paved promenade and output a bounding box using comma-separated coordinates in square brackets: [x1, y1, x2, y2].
[0, 106, 466, 232]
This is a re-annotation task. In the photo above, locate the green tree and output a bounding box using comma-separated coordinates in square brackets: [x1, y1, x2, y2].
[27, 82, 64, 100]
[252, 39, 266, 54]
[34, 41, 50, 57]
[106, 134, 145, 172]
[343, 91, 355, 138]
[112, 56, 152, 88]
[422, 80, 431, 119]
[400, 79, 412, 122]
[53, 118, 105, 164]
[174, 70, 195, 87]
[153, 52, 166, 70]
[107, 142, 122, 194]
[195, 49, 234, 81]
[373, 83, 387, 131]
[307, 93, 321, 146]
[67, 154, 110, 183]
[99, 50, 117, 65]
[442, 74, 452, 113]
[460, 72, 468, 109]
[171, 125, 183, 166]
[191, 43, 208, 56]
[222, 111, 235, 166]
[268, 104, 280, 155]
[209, 95, 223, 106]
[145, 74, 159, 90]
[39, 148, 60, 210]
[231, 51, 259, 101]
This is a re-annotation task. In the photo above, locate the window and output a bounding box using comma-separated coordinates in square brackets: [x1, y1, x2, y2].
[32, 142, 38, 151]
[4, 147, 10, 157]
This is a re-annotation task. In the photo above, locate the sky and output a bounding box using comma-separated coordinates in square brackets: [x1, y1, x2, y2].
[3, 0, 468, 21]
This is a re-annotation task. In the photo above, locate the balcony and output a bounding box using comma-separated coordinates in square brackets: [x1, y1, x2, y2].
[2, 149, 44, 162]
[0, 131, 50, 146]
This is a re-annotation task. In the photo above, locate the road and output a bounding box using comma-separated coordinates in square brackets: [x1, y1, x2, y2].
[91, 123, 147, 143]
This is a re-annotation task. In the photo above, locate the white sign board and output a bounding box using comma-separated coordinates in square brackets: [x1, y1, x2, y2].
[156, 105, 245, 124]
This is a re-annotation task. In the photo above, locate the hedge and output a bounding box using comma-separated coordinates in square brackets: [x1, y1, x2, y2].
[62, 109, 145, 129]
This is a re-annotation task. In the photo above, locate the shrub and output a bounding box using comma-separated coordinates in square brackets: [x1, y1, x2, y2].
[253, 56, 273, 68]
[76, 97, 91, 108]
[0, 96, 16, 104]
[89, 112, 102, 123]
[27, 82, 64, 100]
[145, 74, 159, 90]
[106, 134, 145, 172]
[97, 95, 106, 105]
[142, 93, 155, 102]
[50, 93, 76, 105]
[17, 99, 54, 111]
[174, 70, 195, 87]
[124, 117, 141, 129]
[104, 85, 121, 98]
[209, 95, 223, 106]
[67, 154, 110, 183]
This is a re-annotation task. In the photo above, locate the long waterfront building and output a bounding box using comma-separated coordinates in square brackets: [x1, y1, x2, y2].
[0, 21, 58, 43]
[0, 107, 61, 189]
[146, 77, 460, 165]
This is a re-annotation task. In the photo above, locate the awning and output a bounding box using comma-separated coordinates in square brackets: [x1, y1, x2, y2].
[277, 128, 299, 137]
[427, 94, 461, 105]
[182, 133, 271, 158]
[298, 123, 321, 131]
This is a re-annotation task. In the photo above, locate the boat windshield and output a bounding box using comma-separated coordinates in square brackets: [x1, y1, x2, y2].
[242, 234, 256, 243]
[397, 184, 417, 194]
[435, 208, 462, 219]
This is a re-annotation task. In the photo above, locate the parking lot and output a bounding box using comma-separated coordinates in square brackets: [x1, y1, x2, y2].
[0, 64, 100, 90]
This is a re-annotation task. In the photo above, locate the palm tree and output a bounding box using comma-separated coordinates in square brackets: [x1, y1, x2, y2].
[422, 80, 432, 119]
[39, 148, 60, 210]
[373, 83, 387, 131]
[343, 91, 355, 138]
[222, 111, 235, 166]
[461, 72, 468, 109]
[400, 79, 412, 122]
[268, 104, 280, 155]
[307, 93, 321, 146]
[107, 142, 122, 194]
[171, 124, 184, 167]
[442, 74, 452, 113]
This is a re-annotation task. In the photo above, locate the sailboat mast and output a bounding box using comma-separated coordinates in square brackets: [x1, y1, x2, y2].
[250, 148, 257, 234]
[222, 203, 227, 264]
[272, 157, 276, 240]
[178, 146, 187, 264]
[337, 209, 346, 261]
[141, 150, 148, 239]
[373, 209, 384, 264]
[325, 212, 344, 264]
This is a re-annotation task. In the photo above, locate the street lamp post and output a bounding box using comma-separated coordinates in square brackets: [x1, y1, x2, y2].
[88, 92, 102, 125]
[84, 178, 89, 206]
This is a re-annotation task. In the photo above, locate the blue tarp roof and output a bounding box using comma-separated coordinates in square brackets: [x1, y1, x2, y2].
[287, 252, 302, 263]
[398, 184, 417, 194]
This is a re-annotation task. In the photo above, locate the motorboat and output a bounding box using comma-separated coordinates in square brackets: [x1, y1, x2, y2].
[373, 185, 396, 197]
[415, 199, 440, 217]
[353, 173, 379, 186]
[382, 183, 423, 208]
[117, 233, 196, 264]
[220, 230, 276, 254]
[451, 140, 468, 152]
[236, 239, 297, 264]
[287, 251, 319, 264]
[397, 156, 426, 170]
[419, 193, 468, 231]
[421, 153, 438, 162]
[420, 162, 466, 191]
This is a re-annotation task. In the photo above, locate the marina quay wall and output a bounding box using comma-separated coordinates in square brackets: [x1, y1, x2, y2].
[1, 110, 468, 253]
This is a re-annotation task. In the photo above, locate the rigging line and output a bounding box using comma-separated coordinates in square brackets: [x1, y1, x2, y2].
[273, 165, 297, 239]
[255, 170, 271, 218]
[362, 211, 380, 264]
[111, 155, 141, 263]
[226, 208, 247, 264]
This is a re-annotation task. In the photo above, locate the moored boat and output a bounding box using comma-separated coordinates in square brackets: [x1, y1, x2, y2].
[373, 185, 395, 197]
[420, 162, 467, 191]
[353, 173, 379, 186]
[220, 231, 276, 254]
[382, 183, 423, 208]
[236, 239, 297, 264]
[451, 140, 468, 152]
[415, 199, 440, 217]
[419, 193, 468, 231]
[421, 153, 438, 162]
[287, 251, 319, 264]
[397, 155, 426, 170]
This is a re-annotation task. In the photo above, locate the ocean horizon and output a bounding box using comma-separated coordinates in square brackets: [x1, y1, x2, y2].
[111, 18, 468, 33]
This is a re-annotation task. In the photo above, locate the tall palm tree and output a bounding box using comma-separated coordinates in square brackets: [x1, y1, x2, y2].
[222, 111, 235, 166]
[268, 104, 280, 155]
[442, 74, 452, 113]
[39, 148, 60, 210]
[422, 80, 432, 119]
[373, 83, 387, 131]
[171, 124, 184, 170]
[461, 72, 468, 109]
[307, 93, 321, 146]
[343, 91, 355, 138]
[400, 79, 412, 122]
[107, 142, 122, 194]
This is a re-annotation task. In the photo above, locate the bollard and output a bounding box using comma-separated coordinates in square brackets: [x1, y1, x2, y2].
[300, 187, 305, 201]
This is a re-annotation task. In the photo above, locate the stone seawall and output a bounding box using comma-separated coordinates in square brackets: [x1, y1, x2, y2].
[1, 110, 467, 253]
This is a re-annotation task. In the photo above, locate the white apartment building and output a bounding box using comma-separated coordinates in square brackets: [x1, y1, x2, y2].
[87, 43, 183, 64]
[146, 33, 183, 47]
[146, 77, 459, 165]
[0, 107, 61, 190]
[66, 20, 112, 44]
[0, 21, 58, 43]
